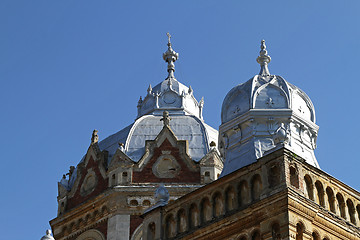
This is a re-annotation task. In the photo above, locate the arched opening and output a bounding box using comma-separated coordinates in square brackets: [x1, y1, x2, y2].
[312, 231, 320, 240]
[271, 222, 281, 240]
[346, 199, 356, 224]
[177, 209, 187, 233]
[238, 180, 250, 207]
[204, 171, 211, 183]
[326, 187, 336, 213]
[200, 197, 212, 223]
[290, 166, 299, 188]
[304, 175, 314, 201]
[251, 174, 262, 201]
[336, 193, 346, 219]
[111, 174, 116, 186]
[268, 164, 281, 188]
[315, 181, 325, 207]
[130, 200, 138, 207]
[252, 230, 261, 240]
[357, 204, 360, 222]
[165, 214, 176, 238]
[213, 192, 224, 218]
[122, 171, 128, 183]
[296, 222, 304, 240]
[189, 203, 199, 228]
[239, 236, 247, 240]
[225, 186, 236, 212]
[147, 222, 155, 240]
[143, 200, 151, 206]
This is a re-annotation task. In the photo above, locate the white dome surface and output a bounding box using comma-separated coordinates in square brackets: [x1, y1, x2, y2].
[98, 114, 218, 163]
[219, 40, 319, 176]
[221, 75, 316, 124]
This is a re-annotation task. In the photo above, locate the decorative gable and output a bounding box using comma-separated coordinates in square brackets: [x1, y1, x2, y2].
[132, 111, 201, 183]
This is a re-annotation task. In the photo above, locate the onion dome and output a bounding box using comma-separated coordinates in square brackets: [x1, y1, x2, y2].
[40, 230, 55, 240]
[219, 40, 319, 176]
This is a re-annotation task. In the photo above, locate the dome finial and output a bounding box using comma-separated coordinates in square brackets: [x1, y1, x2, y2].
[163, 32, 179, 79]
[256, 39, 271, 77]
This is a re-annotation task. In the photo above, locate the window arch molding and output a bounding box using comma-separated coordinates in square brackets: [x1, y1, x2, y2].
[75, 229, 105, 240]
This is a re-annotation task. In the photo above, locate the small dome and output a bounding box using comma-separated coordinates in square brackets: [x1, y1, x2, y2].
[219, 40, 319, 176]
[221, 75, 316, 124]
[40, 230, 55, 240]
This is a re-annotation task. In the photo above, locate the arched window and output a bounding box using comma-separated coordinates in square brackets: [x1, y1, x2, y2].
[290, 166, 299, 188]
[304, 175, 314, 201]
[271, 222, 281, 240]
[142, 200, 151, 206]
[122, 171, 128, 183]
[252, 230, 261, 240]
[177, 209, 187, 233]
[326, 187, 336, 213]
[75, 229, 106, 240]
[336, 193, 346, 219]
[189, 203, 199, 228]
[130, 200, 138, 207]
[346, 199, 356, 224]
[147, 222, 155, 240]
[315, 181, 325, 207]
[268, 164, 281, 188]
[213, 192, 224, 218]
[238, 180, 250, 207]
[165, 214, 176, 238]
[200, 197, 212, 223]
[296, 223, 304, 240]
[312, 231, 320, 240]
[225, 186, 236, 212]
[251, 174, 262, 201]
[111, 174, 116, 186]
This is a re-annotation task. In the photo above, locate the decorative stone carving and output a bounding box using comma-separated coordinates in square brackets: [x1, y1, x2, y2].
[91, 129, 98, 144]
[80, 169, 97, 196]
[152, 154, 180, 178]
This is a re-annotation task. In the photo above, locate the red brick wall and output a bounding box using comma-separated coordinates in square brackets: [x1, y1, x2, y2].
[133, 139, 201, 183]
[66, 156, 108, 210]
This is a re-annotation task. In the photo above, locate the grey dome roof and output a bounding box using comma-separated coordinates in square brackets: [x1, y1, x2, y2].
[221, 74, 316, 124]
[98, 114, 218, 163]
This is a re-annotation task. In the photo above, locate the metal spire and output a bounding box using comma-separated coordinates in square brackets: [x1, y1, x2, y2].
[256, 40, 271, 77]
[163, 32, 179, 79]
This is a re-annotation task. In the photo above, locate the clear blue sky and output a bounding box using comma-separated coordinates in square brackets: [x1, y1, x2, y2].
[1, 1, 360, 239]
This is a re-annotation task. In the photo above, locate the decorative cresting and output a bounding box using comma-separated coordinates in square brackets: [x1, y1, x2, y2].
[137, 33, 204, 119]
[219, 40, 319, 176]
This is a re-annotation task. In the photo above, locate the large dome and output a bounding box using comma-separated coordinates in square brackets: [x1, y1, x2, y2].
[64, 34, 218, 189]
[219, 40, 319, 176]
[98, 114, 217, 164]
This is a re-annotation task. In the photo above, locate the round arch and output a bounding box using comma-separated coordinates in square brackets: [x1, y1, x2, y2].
[76, 229, 105, 240]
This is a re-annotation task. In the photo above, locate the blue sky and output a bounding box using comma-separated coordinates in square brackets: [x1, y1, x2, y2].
[1, 1, 360, 239]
